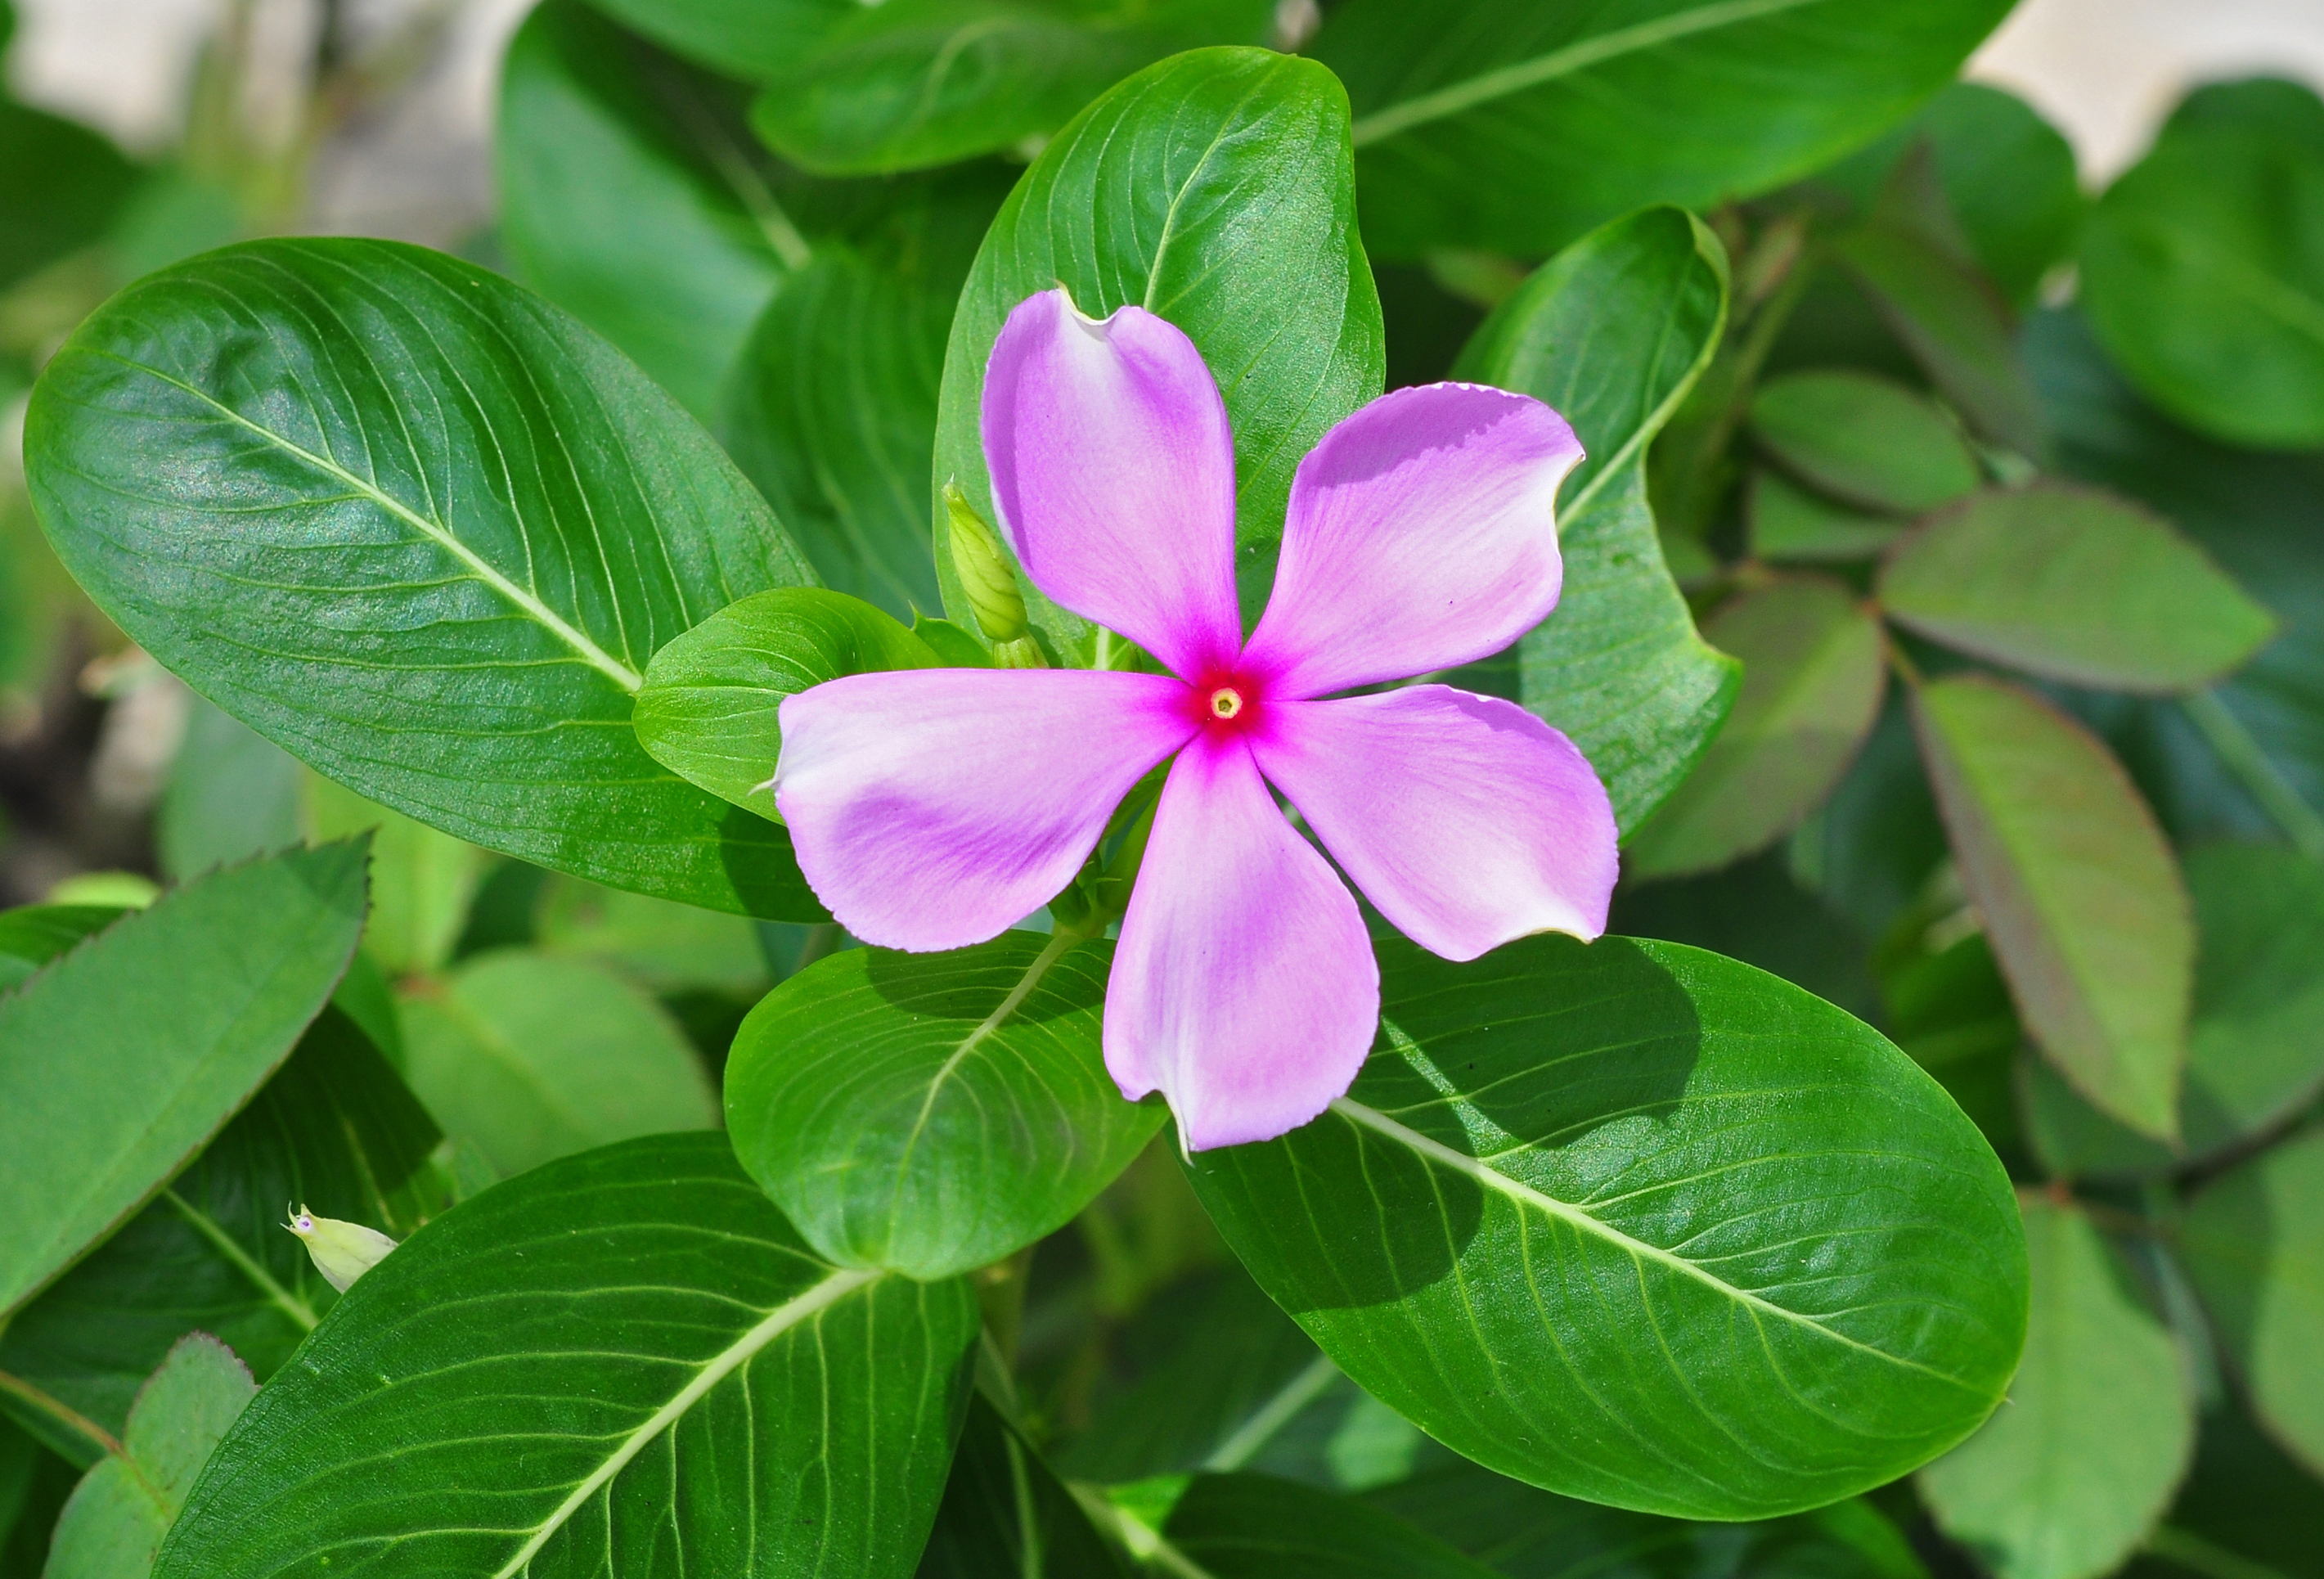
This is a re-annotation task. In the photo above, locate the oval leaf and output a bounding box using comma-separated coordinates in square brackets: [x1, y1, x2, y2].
[1186, 933, 2027, 1520]
[1749, 370, 1980, 515]
[1910, 674, 2192, 1140]
[727, 933, 1162, 1280]
[1879, 484, 2275, 694]
[1453, 205, 1740, 834]
[25, 238, 825, 919]
[153, 1133, 978, 1579]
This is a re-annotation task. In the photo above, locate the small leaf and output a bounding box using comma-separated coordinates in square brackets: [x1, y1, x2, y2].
[0, 843, 367, 1316]
[155, 697, 303, 882]
[151, 1134, 978, 1579]
[1879, 484, 2275, 694]
[1454, 205, 1741, 834]
[1749, 468, 1904, 564]
[635, 587, 939, 818]
[1627, 575, 1886, 879]
[1911, 674, 2192, 1139]
[1750, 370, 1980, 514]
[1919, 1194, 2194, 1579]
[303, 776, 483, 978]
[397, 951, 718, 1179]
[726, 933, 1162, 1280]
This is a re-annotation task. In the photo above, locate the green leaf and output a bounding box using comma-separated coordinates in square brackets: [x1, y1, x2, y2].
[151, 1133, 978, 1579]
[497, 0, 797, 419]
[586, 0, 855, 80]
[0, 100, 137, 291]
[43, 1334, 255, 1579]
[728, 932, 1162, 1280]
[1454, 205, 1740, 834]
[1908, 83, 2083, 307]
[0, 1009, 441, 1465]
[2181, 1127, 2324, 1480]
[915, 1394, 1131, 1579]
[1186, 933, 2026, 1520]
[1910, 674, 2192, 1140]
[2081, 79, 2324, 450]
[1140, 1472, 1500, 1579]
[25, 237, 826, 920]
[0, 843, 366, 1317]
[303, 775, 483, 978]
[155, 697, 303, 882]
[1878, 484, 2276, 695]
[931, 46, 1383, 664]
[1627, 575, 1886, 879]
[397, 950, 718, 1179]
[1747, 468, 1904, 563]
[1919, 1194, 2194, 1579]
[0, 903, 120, 992]
[1749, 370, 1980, 514]
[636, 587, 939, 817]
[1318, 0, 2013, 260]
[533, 874, 771, 996]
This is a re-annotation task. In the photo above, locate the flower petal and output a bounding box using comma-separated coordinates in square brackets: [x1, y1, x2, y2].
[1252, 685, 1616, 960]
[1243, 383, 1584, 697]
[982, 290, 1243, 679]
[1106, 735, 1378, 1151]
[775, 668, 1196, 951]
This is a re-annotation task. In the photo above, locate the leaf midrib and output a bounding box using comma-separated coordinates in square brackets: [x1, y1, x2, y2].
[1326, 1095, 1983, 1392]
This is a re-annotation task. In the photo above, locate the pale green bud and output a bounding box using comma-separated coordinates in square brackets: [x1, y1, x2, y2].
[285, 1203, 398, 1293]
[944, 481, 1033, 647]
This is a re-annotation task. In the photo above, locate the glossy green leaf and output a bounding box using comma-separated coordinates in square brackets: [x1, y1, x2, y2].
[1628, 576, 1886, 879]
[1912, 675, 2192, 1140]
[398, 950, 717, 1179]
[1747, 468, 1904, 564]
[1318, 0, 2012, 260]
[0, 100, 137, 292]
[2181, 1128, 2324, 1480]
[728, 932, 1161, 1280]
[1880, 484, 2276, 695]
[1147, 1472, 1500, 1579]
[636, 587, 939, 817]
[1454, 205, 1740, 834]
[1749, 370, 1980, 514]
[586, 0, 854, 80]
[0, 843, 366, 1317]
[1920, 1194, 2194, 1579]
[750, 0, 1273, 174]
[151, 1133, 978, 1579]
[304, 775, 482, 978]
[916, 1394, 1131, 1579]
[0, 1009, 441, 1466]
[932, 46, 1383, 664]
[497, 0, 795, 419]
[155, 696, 303, 882]
[43, 1334, 255, 1579]
[2081, 79, 2324, 450]
[25, 237, 825, 919]
[1187, 933, 2026, 1520]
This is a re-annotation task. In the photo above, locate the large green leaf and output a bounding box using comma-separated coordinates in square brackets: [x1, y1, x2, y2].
[727, 933, 1162, 1280]
[2081, 79, 2324, 450]
[398, 950, 718, 1179]
[0, 100, 137, 292]
[931, 46, 1383, 664]
[749, 0, 1274, 174]
[1454, 205, 1740, 834]
[153, 1133, 978, 1579]
[0, 1009, 440, 1466]
[0, 843, 366, 1317]
[1879, 484, 2275, 695]
[1187, 933, 2026, 1520]
[25, 237, 825, 919]
[1316, 0, 2012, 260]
[2181, 1127, 2324, 1479]
[915, 1394, 1131, 1579]
[1626, 575, 1886, 879]
[1919, 1195, 2194, 1579]
[586, 0, 855, 80]
[635, 587, 939, 819]
[1911, 675, 2192, 1140]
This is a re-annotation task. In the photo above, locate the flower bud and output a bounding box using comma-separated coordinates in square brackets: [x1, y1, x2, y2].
[944, 481, 1030, 645]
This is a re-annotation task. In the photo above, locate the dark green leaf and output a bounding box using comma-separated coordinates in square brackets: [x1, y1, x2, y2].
[1748, 468, 1904, 564]
[1152, 1472, 1500, 1579]
[1612, 850, 1881, 1024]
[586, 0, 855, 80]
[1879, 484, 2275, 695]
[1920, 1194, 2194, 1579]
[2081, 79, 2324, 450]
[152, 1133, 978, 1579]
[1628, 576, 1886, 879]
[749, 0, 1274, 174]
[727, 932, 1162, 1280]
[2123, 1397, 2324, 1579]
[636, 587, 939, 818]
[1749, 370, 1980, 514]
[1908, 83, 2082, 306]
[915, 1394, 1131, 1579]
[0, 843, 366, 1316]
[155, 697, 303, 882]
[25, 237, 825, 919]
[1187, 933, 2026, 1520]
[0, 903, 120, 992]
[1454, 205, 1740, 834]
[931, 46, 1382, 664]
[0, 101, 137, 292]
[1319, 0, 2013, 260]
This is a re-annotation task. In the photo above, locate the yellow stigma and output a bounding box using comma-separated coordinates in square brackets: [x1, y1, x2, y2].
[1208, 687, 1243, 720]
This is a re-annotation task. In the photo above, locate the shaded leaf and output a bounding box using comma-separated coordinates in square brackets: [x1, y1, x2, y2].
[155, 696, 303, 883]
[0, 100, 137, 292]
[1749, 370, 1980, 515]
[915, 1394, 1131, 1579]
[304, 776, 482, 978]
[1748, 468, 1904, 563]
[1908, 83, 2082, 307]
[151, 1134, 978, 1579]
[1152, 1471, 1500, 1579]
[0, 904, 120, 993]
[533, 874, 771, 996]
[587, 0, 856, 80]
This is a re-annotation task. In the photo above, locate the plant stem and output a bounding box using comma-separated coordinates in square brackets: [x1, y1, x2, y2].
[2179, 690, 2324, 861]
[2144, 1525, 2292, 1579]
[0, 1365, 124, 1460]
[164, 1187, 320, 1331]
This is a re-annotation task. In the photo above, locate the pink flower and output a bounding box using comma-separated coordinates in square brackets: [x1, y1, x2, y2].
[774, 290, 1619, 1151]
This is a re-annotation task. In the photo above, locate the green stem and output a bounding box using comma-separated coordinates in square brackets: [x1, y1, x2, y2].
[0, 1365, 124, 1460]
[1200, 1353, 1340, 1471]
[2144, 1526, 2293, 1579]
[2180, 690, 2324, 861]
[164, 1188, 320, 1332]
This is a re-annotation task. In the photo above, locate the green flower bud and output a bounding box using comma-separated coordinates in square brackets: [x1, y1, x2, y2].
[944, 480, 1032, 646]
